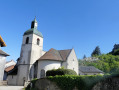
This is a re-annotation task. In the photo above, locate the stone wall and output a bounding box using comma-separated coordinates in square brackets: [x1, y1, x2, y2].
[27, 75, 119, 90]
[0, 81, 7, 86]
[92, 75, 119, 90]
[34, 78, 78, 90]
[35, 76, 119, 90]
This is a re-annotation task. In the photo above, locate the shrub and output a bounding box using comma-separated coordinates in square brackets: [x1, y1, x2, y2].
[46, 68, 77, 76]
[47, 75, 104, 90]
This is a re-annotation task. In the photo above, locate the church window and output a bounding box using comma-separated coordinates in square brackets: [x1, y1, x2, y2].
[37, 38, 40, 45]
[26, 37, 29, 44]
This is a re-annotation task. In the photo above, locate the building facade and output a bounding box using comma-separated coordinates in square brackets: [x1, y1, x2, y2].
[0, 36, 9, 81]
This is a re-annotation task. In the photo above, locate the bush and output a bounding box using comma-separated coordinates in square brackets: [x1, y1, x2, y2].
[46, 68, 77, 76]
[47, 75, 104, 90]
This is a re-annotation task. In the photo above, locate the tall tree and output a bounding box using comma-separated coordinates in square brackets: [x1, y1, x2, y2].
[109, 44, 119, 55]
[83, 55, 86, 59]
[91, 46, 101, 57]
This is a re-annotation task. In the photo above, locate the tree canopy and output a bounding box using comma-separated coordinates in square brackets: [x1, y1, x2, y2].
[109, 44, 119, 55]
[91, 46, 101, 57]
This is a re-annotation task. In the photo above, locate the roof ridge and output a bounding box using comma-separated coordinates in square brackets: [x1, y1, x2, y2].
[65, 49, 72, 60]
[58, 50, 64, 61]
[5, 65, 15, 68]
[6, 60, 15, 63]
[58, 49, 72, 61]
[58, 49, 72, 51]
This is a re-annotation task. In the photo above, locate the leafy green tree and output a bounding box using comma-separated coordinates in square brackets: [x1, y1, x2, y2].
[109, 44, 119, 55]
[113, 49, 119, 55]
[91, 46, 101, 57]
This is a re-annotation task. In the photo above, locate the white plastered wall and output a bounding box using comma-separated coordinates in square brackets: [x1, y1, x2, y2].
[20, 34, 33, 64]
[7, 75, 17, 85]
[62, 49, 79, 74]
[17, 65, 29, 86]
[37, 60, 61, 78]
[17, 33, 43, 86]
[0, 55, 6, 81]
[17, 34, 33, 86]
[30, 34, 43, 64]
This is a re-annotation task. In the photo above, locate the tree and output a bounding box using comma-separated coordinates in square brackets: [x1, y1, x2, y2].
[91, 46, 101, 57]
[109, 44, 119, 55]
[83, 55, 86, 59]
[113, 49, 119, 55]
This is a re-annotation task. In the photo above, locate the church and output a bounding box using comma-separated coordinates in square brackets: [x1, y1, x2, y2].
[7, 18, 79, 86]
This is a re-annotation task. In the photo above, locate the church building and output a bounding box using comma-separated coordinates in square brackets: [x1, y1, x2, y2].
[7, 18, 79, 86]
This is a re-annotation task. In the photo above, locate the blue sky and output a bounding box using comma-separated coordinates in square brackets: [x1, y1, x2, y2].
[1, 0, 119, 61]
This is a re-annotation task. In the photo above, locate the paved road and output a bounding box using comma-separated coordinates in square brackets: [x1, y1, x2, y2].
[0, 86, 24, 90]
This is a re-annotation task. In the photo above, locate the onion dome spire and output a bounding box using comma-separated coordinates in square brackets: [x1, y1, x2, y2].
[24, 17, 43, 38]
[31, 17, 38, 29]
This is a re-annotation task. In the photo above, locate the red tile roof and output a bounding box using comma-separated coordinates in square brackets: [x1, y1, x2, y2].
[5, 65, 15, 72]
[59, 49, 72, 60]
[38, 48, 72, 61]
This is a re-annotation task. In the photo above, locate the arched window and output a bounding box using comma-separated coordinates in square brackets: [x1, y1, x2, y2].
[37, 38, 40, 45]
[26, 37, 29, 44]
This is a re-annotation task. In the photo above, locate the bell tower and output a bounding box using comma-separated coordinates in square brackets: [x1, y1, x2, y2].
[17, 18, 43, 86]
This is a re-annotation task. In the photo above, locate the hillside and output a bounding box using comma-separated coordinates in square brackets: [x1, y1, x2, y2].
[79, 54, 119, 73]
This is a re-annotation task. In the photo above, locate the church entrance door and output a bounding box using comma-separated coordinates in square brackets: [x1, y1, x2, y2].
[40, 69, 45, 78]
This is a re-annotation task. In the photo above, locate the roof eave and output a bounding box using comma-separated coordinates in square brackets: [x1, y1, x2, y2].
[0, 36, 6, 47]
[38, 59, 63, 61]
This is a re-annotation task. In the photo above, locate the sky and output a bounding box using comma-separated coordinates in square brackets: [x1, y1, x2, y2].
[1, 0, 119, 61]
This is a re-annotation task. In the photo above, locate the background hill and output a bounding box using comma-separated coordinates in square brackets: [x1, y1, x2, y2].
[79, 44, 119, 74]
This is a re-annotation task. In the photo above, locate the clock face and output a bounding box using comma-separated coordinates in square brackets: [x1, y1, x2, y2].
[35, 22, 38, 27]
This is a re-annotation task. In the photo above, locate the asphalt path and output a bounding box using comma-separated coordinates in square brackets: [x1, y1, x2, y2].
[0, 86, 24, 90]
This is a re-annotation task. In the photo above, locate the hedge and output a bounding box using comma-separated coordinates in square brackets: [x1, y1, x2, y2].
[25, 75, 106, 90]
[47, 75, 104, 90]
[46, 68, 77, 76]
